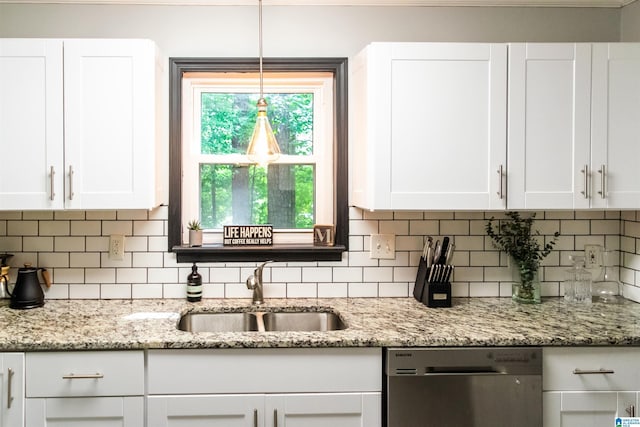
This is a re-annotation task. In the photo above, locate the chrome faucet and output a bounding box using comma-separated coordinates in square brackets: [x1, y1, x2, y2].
[246, 261, 272, 305]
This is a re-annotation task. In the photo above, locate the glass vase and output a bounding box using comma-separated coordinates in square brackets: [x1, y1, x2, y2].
[511, 261, 541, 304]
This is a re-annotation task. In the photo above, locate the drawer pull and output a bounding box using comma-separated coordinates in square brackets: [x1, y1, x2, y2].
[572, 368, 615, 375]
[7, 368, 13, 409]
[62, 373, 104, 379]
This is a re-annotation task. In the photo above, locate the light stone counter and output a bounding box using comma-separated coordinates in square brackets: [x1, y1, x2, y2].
[1, 297, 639, 351]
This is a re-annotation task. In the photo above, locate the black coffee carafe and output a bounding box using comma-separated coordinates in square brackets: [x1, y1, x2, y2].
[7, 264, 51, 309]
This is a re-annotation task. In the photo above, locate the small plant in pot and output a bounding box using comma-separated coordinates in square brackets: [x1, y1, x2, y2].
[187, 220, 203, 247]
[486, 212, 559, 304]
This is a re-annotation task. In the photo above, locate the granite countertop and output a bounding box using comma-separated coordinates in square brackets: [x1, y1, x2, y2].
[2, 297, 640, 351]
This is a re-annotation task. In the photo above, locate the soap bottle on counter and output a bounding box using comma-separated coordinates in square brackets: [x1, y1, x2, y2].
[187, 263, 202, 302]
[564, 255, 592, 304]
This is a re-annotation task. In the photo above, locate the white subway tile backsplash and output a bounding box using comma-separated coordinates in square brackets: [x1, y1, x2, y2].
[70, 253, 100, 268]
[363, 267, 392, 283]
[133, 220, 164, 236]
[55, 237, 85, 252]
[85, 268, 116, 284]
[71, 221, 101, 236]
[23, 212, 53, 220]
[55, 268, 85, 284]
[39, 221, 70, 236]
[379, 282, 409, 297]
[116, 268, 147, 284]
[23, 237, 53, 252]
[0, 209, 638, 301]
[318, 282, 348, 298]
[7, 221, 38, 236]
[69, 284, 100, 299]
[302, 267, 332, 283]
[86, 211, 117, 220]
[148, 267, 179, 284]
[132, 283, 163, 299]
[102, 221, 132, 236]
[101, 284, 132, 299]
[286, 283, 317, 298]
[132, 252, 163, 268]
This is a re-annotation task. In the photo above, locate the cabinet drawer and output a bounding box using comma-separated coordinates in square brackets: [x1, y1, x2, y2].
[148, 348, 381, 395]
[543, 347, 640, 391]
[26, 351, 144, 397]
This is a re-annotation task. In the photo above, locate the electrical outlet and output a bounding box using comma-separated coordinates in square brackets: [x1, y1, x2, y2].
[370, 234, 395, 259]
[584, 244, 602, 268]
[109, 234, 125, 261]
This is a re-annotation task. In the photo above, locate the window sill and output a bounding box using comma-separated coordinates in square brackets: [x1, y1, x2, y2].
[172, 244, 346, 263]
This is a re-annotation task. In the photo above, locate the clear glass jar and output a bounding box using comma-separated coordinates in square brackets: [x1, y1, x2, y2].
[564, 255, 592, 304]
[592, 250, 624, 304]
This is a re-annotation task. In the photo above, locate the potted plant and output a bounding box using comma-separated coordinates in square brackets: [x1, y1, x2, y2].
[486, 212, 559, 304]
[187, 220, 203, 247]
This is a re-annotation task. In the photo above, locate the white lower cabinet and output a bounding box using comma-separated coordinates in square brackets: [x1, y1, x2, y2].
[147, 348, 382, 427]
[543, 347, 640, 427]
[148, 393, 379, 427]
[24, 351, 144, 427]
[0, 353, 24, 427]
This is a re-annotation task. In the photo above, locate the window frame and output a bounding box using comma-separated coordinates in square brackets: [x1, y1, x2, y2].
[168, 57, 349, 262]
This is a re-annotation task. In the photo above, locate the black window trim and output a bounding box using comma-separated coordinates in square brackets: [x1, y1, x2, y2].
[168, 57, 349, 263]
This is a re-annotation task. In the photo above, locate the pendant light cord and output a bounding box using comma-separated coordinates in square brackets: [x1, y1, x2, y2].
[258, 0, 264, 99]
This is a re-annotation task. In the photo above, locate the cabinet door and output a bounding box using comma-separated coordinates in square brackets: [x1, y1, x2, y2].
[0, 39, 64, 210]
[25, 396, 143, 427]
[63, 39, 158, 209]
[266, 393, 381, 427]
[352, 42, 507, 210]
[592, 43, 640, 209]
[508, 43, 591, 209]
[0, 353, 24, 427]
[543, 391, 637, 427]
[147, 395, 264, 427]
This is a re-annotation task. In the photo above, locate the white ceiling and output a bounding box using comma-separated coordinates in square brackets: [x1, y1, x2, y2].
[0, 0, 635, 8]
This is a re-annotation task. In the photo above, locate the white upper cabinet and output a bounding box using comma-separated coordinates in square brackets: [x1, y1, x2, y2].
[507, 43, 592, 210]
[0, 39, 64, 210]
[0, 38, 164, 210]
[509, 42, 640, 210]
[351, 42, 507, 210]
[591, 43, 640, 209]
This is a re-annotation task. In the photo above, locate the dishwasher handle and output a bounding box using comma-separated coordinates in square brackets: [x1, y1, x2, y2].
[424, 366, 506, 376]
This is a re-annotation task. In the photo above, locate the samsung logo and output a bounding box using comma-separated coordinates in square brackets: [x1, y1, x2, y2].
[394, 352, 414, 358]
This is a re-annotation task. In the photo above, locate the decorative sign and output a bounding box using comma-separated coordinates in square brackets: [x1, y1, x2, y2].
[313, 224, 335, 247]
[223, 225, 273, 246]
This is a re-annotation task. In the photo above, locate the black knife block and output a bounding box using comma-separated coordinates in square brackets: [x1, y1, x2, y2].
[421, 281, 452, 308]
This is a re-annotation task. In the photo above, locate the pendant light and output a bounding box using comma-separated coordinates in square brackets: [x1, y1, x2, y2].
[246, 0, 281, 167]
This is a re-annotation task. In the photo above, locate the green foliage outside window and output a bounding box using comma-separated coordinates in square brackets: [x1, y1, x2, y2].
[199, 92, 315, 229]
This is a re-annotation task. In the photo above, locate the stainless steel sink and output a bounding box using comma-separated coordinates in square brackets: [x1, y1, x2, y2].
[177, 310, 346, 333]
[178, 312, 259, 332]
[261, 311, 346, 332]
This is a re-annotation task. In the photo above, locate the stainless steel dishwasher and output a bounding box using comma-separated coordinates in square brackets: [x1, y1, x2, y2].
[385, 347, 542, 427]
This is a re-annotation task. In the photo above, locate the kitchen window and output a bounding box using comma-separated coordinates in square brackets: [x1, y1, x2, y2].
[168, 58, 348, 262]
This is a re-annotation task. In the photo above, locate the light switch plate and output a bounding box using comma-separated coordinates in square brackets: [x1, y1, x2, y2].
[370, 234, 395, 259]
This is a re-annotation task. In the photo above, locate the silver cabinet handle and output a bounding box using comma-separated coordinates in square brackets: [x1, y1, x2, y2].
[68, 165, 75, 200]
[627, 405, 636, 417]
[580, 165, 589, 199]
[573, 368, 615, 375]
[7, 368, 13, 409]
[597, 165, 606, 199]
[496, 165, 504, 199]
[49, 166, 56, 201]
[62, 373, 104, 379]
[274, 409, 278, 427]
[253, 409, 258, 427]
